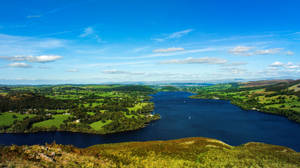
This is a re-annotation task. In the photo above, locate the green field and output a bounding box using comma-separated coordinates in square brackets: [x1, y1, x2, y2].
[82, 85, 121, 89]
[128, 102, 149, 112]
[87, 112, 95, 115]
[0, 112, 36, 127]
[32, 114, 70, 128]
[90, 120, 112, 131]
[0, 84, 159, 134]
[83, 102, 102, 108]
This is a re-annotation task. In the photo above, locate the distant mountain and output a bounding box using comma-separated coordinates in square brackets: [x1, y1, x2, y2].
[0, 77, 299, 86]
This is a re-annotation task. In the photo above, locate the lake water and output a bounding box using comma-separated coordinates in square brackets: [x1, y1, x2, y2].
[1, 91, 300, 151]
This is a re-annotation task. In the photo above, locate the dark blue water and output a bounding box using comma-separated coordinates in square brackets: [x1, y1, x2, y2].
[1, 92, 300, 151]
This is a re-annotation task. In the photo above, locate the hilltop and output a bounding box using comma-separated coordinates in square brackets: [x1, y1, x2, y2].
[1, 137, 299, 168]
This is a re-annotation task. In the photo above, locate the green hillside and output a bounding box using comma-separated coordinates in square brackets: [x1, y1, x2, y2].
[190, 79, 300, 123]
[0, 85, 160, 134]
[1, 137, 299, 168]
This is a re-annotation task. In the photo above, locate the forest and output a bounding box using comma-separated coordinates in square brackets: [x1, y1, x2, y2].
[0, 85, 160, 134]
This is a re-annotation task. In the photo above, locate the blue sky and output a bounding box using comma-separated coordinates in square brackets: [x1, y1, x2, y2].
[0, 0, 300, 84]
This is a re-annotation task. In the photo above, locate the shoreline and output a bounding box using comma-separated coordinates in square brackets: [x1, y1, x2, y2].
[0, 116, 160, 135]
[189, 95, 300, 124]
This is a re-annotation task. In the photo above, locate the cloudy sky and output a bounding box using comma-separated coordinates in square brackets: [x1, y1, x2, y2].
[0, 0, 300, 84]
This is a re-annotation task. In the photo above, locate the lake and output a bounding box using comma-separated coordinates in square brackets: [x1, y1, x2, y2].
[1, 91, 300, 151]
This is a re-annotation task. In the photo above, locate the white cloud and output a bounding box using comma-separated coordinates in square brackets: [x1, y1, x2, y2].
[220, 67, 247, 75]
[160, 57, 227, 64]
[145, 48, 214, 58]
[286, 62, 300, 69]
[9, 62, 31, 68]
[255, 48, 282, 55]
[153, 47, 184, 53]
[102, 69, 144, 75]
[262, 62, 300, 77]
[67, 68, 79, 72]
[27, 15, 42, 19]
[79, 27, 104, 43]
[168, 29, 193, 39]
[222, 62, 248, 67]
[270, 61, 284, 67]
[286, 65, 299, 69]
[113, 48, 215, 60]
[1, 55, 62, 63]
[37, 39, 65, 48]
[0, 33, 66, 56]
[229, 46, 254, 55]
[269, 61, 300, 70]
[286, 51, 294, 55]
[154, 29, 193, 42]
[27, 55, 62, 63]
[80, 27, 94, 37]
[229, 46, 285, 56]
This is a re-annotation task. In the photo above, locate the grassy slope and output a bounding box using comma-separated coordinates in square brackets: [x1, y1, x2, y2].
[0, 137, 299, 168]
[128, 102, 149, 112]
[90, 120, 112, 131]
[32, 115, 70, 128]
[0, 112, 36, 127]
